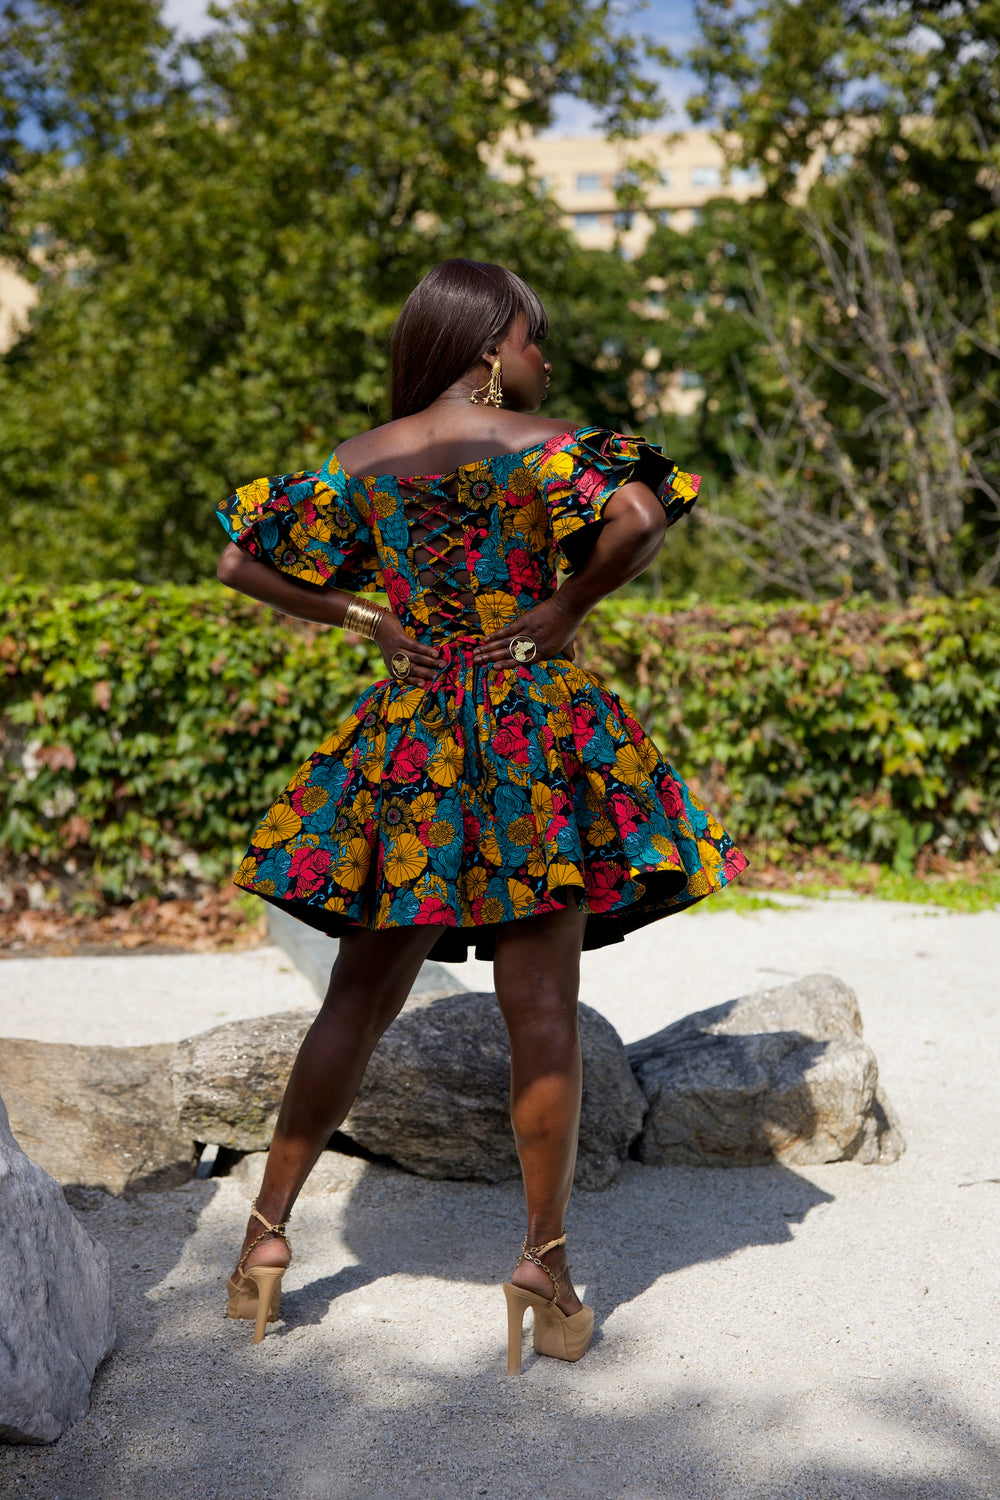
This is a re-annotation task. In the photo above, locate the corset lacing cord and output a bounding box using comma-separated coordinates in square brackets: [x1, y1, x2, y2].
[416, 636, 491, 789]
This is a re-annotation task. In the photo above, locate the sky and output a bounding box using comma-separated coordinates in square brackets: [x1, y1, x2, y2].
[160, 0, 702, 133]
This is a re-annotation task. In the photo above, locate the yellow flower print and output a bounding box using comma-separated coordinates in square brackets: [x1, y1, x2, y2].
[353, 789, 376, 822]
[253, 801, 302, 848]
[526, 846, 549, 878]
[705, 811, 724, 839]
[298, 786, 329, 816]
[685, 869, 711, 897]
[235, 855, 259, 885]
[376, 892, 394, 925]
[406, 791, 435, 823]
[384, 832, 428, 886]
[696, 840, 723, 883]
[676, 816, 693, 839]
[289, 761, 314, 789]
[479, 830, 503, 866]
[508, 879, 535, 917]
[670, 467, 700, 501]
[546, 861, 585, 891]
[428, 737, 464, 787]
[255, 878, 277, 896]
[429, 819, 455, 848]
[324, 895, 348, 914]
[475, 591, 519, 633]
[480, 896, 506, 924]
[530, 783, 553, 825]
[235, 476, 270, 515]
[587, 815, 616, 847]
[461, 866, 488, 902]
[651, 833, 679, 860]
[612, 744, 647, 788]
[458, 463, 496, 507]
[508, 815, 535, 847]
[507, 464, 537, 497]
[361, 730, 387, 777]
[549, 706, 573, 736]
[511, 496, 549, 551]
[542, 451, 574, 486]
[334, 838, 371, 892]
[371, 489, 397, 518]
[386, 688, 424, 722]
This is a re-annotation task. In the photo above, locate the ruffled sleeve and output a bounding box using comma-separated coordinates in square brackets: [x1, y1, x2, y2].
[214, 457, 382, 593]
[537, 426, 701, 571]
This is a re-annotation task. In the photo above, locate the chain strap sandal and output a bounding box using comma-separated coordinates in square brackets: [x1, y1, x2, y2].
[502, 1232, 595, 1375]
[225, 1201, 292, 1345]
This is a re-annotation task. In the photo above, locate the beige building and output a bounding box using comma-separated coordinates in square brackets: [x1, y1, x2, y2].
[492, 127, 762, 255]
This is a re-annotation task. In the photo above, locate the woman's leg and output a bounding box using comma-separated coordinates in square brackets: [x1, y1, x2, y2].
[492, 901, 588, 1316]
[234, 923, 441, 1278]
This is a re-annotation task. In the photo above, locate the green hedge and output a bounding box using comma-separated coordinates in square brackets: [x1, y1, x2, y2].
[1, 584, 997, 903]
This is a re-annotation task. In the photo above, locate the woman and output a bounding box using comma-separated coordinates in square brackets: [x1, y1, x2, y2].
[214, 258, 747, 1369]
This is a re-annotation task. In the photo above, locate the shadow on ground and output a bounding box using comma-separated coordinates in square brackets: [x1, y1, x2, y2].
[2, 1159, 997, 1498]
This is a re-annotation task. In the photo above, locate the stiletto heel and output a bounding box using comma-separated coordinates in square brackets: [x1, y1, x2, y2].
[502, 1232, 594, 1375]
[225, 1201, 292, 1345]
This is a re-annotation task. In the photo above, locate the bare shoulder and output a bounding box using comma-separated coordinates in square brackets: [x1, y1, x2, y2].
[333, 420, 400, 472]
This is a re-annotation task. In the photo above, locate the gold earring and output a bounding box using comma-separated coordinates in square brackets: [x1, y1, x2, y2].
[470, 356, 503, 408]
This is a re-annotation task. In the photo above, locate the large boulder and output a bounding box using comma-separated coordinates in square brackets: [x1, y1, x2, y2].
[627, 973, 904, 1168]
[0, 1093, 116, 1444]
[172, 993, 645, 1190]
[0, 1039, 198, 1196]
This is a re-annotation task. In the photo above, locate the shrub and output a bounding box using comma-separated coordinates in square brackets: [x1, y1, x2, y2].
[1, 584, 996, 903]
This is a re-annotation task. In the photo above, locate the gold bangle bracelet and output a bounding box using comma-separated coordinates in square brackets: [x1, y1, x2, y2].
[343, 599, 387, 642]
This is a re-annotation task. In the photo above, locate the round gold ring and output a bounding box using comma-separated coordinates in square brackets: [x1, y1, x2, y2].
[509, 636, 537, 663]
[390, 651, 412, 679]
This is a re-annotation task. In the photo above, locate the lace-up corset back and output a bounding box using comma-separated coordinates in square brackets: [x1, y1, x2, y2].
[397, 473, 479, 640]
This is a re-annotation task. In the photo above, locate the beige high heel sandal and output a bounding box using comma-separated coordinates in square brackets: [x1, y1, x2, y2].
[225, 1201, 291, 1345]
[502, 1232, 595, 1376]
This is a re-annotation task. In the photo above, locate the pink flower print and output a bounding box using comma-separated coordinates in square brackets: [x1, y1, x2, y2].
[415, 896, 457, 926]
[388, 737, 429, 784]
[587, 860, 622, 912]
[569, 703, 595, 740]
[507, 547, 541, 595]
[492, 714, 532, 763]
[724, 848, 749, 880]
[575, 467, 608, 507]
[385, 573, 411, 609]
[287, 845, 332, 896]
[660, 780, 685, 820]
[608, 792, 640, 836]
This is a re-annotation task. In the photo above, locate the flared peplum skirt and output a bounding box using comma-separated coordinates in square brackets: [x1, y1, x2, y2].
[232, 638, 748, 962]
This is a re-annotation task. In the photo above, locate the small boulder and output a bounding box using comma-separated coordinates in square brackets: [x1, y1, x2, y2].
[172, 994, 645, 1190]
[0, 1039, 198, 1195]
[0, 1093, 116, 1444]
[627, 973, 904, 1168]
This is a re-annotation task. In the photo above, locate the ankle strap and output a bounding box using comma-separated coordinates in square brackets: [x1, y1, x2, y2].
[517, 1232, 567, 1303]
[250, 1202, 289, 1236]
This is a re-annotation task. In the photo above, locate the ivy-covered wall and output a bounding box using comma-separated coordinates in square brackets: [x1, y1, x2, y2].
[1, 584, 997, 903]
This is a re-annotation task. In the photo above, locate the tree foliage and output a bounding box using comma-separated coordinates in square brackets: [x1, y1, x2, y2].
[0, 0, 667, 584]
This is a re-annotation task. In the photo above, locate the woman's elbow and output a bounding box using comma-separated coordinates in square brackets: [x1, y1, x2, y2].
[216, 543, 243, 586]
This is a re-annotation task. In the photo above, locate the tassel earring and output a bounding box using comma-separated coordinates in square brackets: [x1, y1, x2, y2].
[470, 356, 503, 407]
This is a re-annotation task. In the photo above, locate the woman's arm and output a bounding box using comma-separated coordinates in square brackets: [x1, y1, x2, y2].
[471, 481, 666, 666]
[216, 543, 444, 682]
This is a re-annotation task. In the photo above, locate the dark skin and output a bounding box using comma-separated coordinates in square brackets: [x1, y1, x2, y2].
[220, 313, 667, 1316]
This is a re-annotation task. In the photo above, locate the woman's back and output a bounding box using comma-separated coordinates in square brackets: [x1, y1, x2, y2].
[334, 411, 572, 481]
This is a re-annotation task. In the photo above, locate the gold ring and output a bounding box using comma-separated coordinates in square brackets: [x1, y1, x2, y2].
[390, 651, 412, 679]
[509, 636, 537, 663]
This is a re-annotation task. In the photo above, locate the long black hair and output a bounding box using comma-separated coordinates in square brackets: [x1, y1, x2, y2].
[390, 259, 548, 420]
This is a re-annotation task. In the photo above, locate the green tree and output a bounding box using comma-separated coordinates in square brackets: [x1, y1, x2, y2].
[0, 0, 665, 583]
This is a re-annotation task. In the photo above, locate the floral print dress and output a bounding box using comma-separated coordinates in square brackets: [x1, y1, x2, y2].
[215, 425, 747, 961]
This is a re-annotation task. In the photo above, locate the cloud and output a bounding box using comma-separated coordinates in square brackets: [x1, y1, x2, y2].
[162, 0, 214, 36]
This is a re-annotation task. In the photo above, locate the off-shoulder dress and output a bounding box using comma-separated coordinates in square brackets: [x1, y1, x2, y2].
[215, 425, 748, 961]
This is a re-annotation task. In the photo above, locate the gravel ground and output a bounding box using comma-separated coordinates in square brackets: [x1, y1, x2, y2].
[1, 898, 998, 1499]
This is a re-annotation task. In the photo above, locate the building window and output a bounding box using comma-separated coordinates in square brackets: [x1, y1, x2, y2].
[730, 166, 760, 188]
[575, 173, 601, 192]
[691, 165, 721, 188]
[614, 210, 634, 230]
[658, 209, 673, 228]
[680, 369, 705, 391]
[659, 169, 673, 188]
[574, 213, 601, 229]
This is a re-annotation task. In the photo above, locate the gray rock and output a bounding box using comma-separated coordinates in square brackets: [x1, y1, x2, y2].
[172, 994, 645, 1190]
[266, 905, 463, 1002]
[0, 1039, 198, 1195]
[0, 1093, 115, 1444]
[627, 973, 905, 1168]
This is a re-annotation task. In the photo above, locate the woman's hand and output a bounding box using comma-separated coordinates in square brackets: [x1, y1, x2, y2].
[471, 594, 582, 669]
[374, 611, 444, 687]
